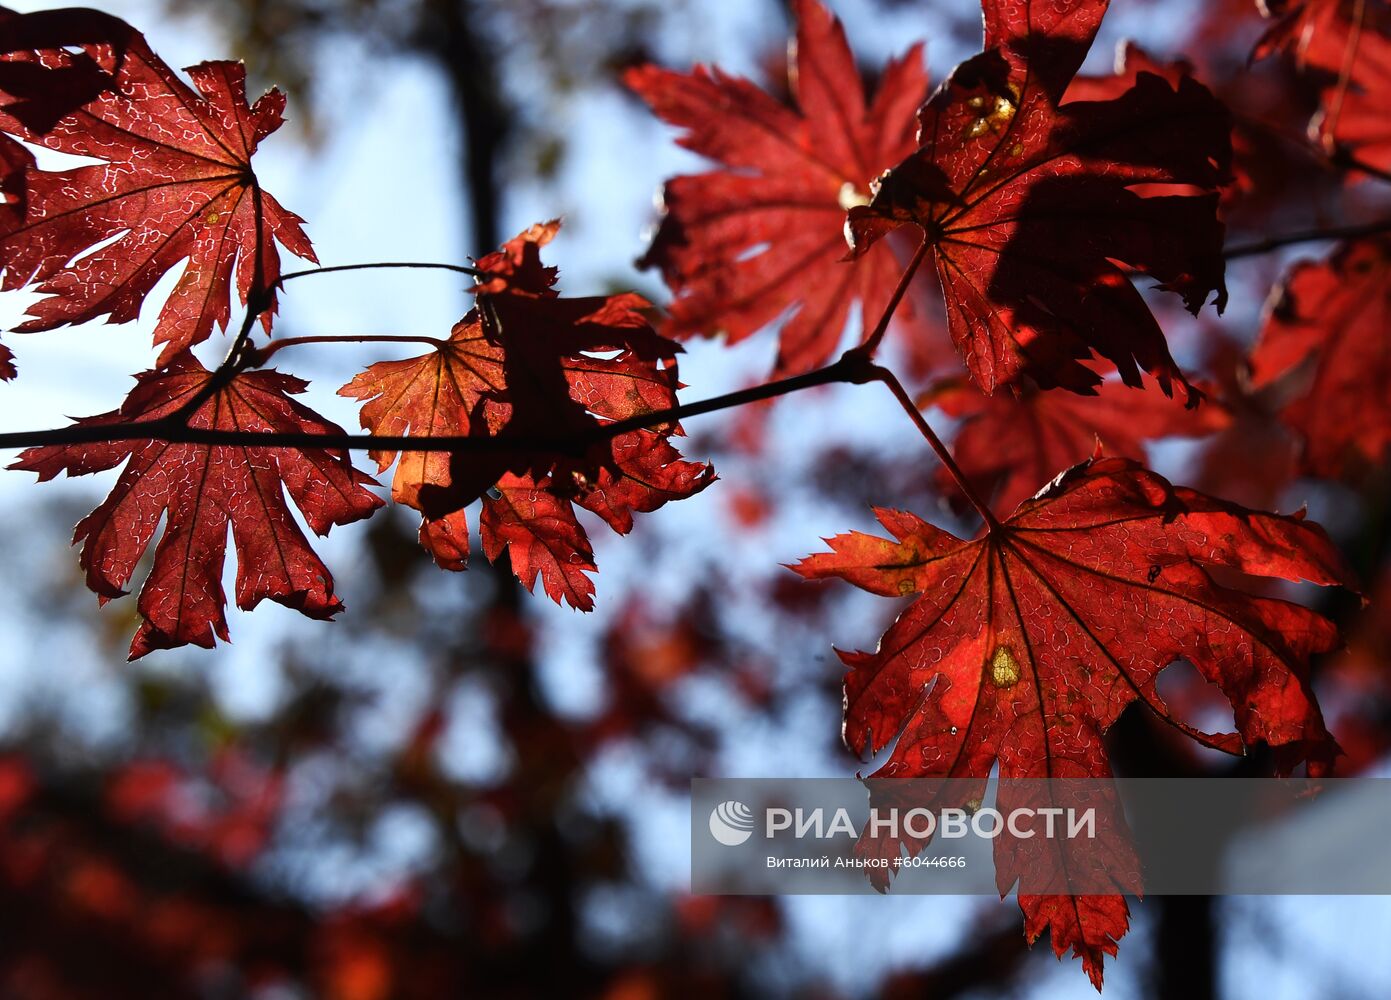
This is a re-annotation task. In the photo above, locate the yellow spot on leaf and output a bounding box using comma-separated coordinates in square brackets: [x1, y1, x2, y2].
[989, 646, 1020, 688]
[967, 90, 1019, 139]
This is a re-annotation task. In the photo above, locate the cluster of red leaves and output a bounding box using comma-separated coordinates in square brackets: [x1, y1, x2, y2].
[1257, 0, 1391, 173]
[1243, 1, 1391, 475]
[844, 0, 1231, 399]
[0, 11, 710, 650]
[341, 221, 713, 611]
[626, 0, 1377, 987]
[0, 6, 314, 361]
[0, 754, 474, 1000]
[105, 752, 283, 868]
[0, 0, 1386, 990]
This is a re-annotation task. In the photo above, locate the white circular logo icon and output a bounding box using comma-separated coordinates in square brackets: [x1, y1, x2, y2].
[708, 800, 755, 846]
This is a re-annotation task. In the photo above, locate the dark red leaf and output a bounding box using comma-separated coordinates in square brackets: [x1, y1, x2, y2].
[1315, 16, 1391, 173]
[1256, 0, 1391, 174]
[1250, 237, 1391, 475]
[626, 0, 931, 375]
[10, 353, 382, 658]
[794, 456, 1351, 986]
[1255, 0, 1388, 65]
[0, 8, 315, 361]
[846, 0, 1232, 398]
[0, 128, 29, 381]
[924, 368, 1229, 513]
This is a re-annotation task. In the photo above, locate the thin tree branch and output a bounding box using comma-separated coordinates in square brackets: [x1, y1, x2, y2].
[869, 364, 1002, 530]
[248, 334, 450, 364]
[852, 234, 929, 358]
[1224, 217, 1391, 259]
[280, 261, 484, 282]
[1313, 0, 1367, 153]
[0, 352, 877, 455]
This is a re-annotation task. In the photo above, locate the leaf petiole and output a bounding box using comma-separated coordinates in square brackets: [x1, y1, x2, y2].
[869, 365, 1002, 530]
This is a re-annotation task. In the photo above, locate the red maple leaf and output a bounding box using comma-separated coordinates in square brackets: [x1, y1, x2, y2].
[625, 0, 930, 375]
[0, 129, 27, 219]
[1062, 41, 1191, 104]
[1256, 0, 1391, 173]
[0, 128, 28, 381]
[1314, 16, 1391, 172]
[923, 369, 1230, 513]
[340, 222, 713, 611]
[1255, 0, 1388, 65]
[0, 7, 315, 361]
[1184, 332, 1302, 510]
[10, 353, 382, 659]
[845, 0, 1232, 398]
[794, 455, 1350, 987]
[1250, 238, 1391, 475]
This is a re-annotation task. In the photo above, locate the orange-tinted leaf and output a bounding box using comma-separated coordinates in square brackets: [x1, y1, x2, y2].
[626, 0, 930, 375]
[10, 353, 382, 658]
[0, 8, 315, 361]
[340, 222, 713, 610]
[480, 476, 597, 609]
[1250, 238, 1391, 475]
[847, 0, 1231, 398]
[924, 370, 1229, 513]
[795, 456, 1350, 986]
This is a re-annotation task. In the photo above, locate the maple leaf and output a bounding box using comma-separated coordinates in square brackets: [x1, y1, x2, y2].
[1185, 332, 1301, 510]
[0, 6, 132, 131]
[0, 127, 30, 379]
[1250, 238, 1391, 476]
[1062, 41, 1192, 104]
[923, 369, 1229, 513]
[10, 353, 382, 659]
[340, 222, 713, 610]
[1255, 0, 1390, 65]
[794, 455, 1350, 986]
[845, 0, 1232, 398]
[0, 7, 315, 362]
[0, 129, 27, 217]
[626, 0, 930, 375]
[1256, 1, 1391, 173]
[1314, 17, 1391, 173]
